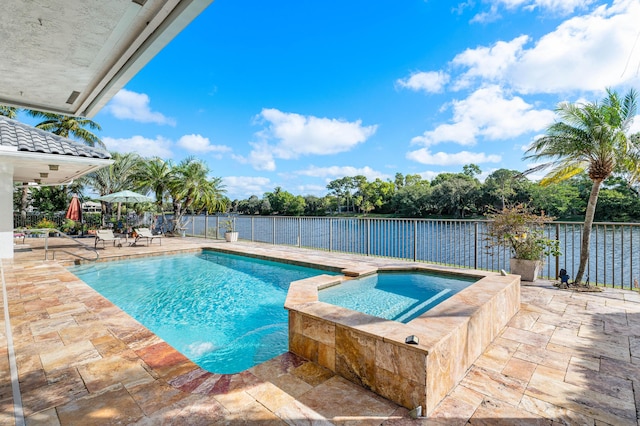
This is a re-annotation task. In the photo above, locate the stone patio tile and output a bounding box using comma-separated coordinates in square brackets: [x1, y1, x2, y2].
[269, 373, 314, 398]
[533, 364, 566, 382]
[275, 399, 334, 426]
[469, 397, 553, 425]
[24, 407, 61, 426]
[526, 370, 637, 425]
[549, 329, 630, 362]
[473, 337, 520, 373]
[427, 384, 483, 425]
[513, 343, 571, 372]
[57, 384, 143, 425]
[29, 316, 77, 336]
[569, 355, 600, 372]
[564, 363, 634, 401]
[39, 340, 102, 372]
[458, 366, 528, 406]
[20, 367, 89, 416]
[127, 380, 192, 416]
[77, 355, 155, 393]
[280, 376, 397, 426]
[58, 324, 110, 345]
[90, 333, 129, 358]
[246, 380, 297, 412]
[501, 326, 551, 348]
[46, 302, 86, 318]
[507, 310, 540, 331]
[519, 394, 595, 425]
[529, 321, 556, 336]
[502, 357, 537, 382]
[292, 361, 335, 387]
[249, 352, 308, 381]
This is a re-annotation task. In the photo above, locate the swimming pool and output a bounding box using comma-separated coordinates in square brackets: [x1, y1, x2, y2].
[69, 250, 335, 374]
[318, 272, 476, 323]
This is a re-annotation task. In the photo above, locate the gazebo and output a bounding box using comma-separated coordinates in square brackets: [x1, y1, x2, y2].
[0, 116, 113, 258]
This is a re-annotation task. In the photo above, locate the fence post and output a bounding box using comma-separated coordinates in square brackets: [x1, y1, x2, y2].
[251, 216, 254, 242]
[204, 212, 208, 239]
[191, 214, 195, 236]
[366, 218, 370, 256]
[474, 222, 478, 270]
[273, 217, 276, 245]
[413, 220, 418, 262]
[216, 216, 220, 239]
[329, 218, 333, 252]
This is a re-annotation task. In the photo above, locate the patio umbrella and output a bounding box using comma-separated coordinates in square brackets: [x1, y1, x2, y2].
[95, 190, 153, 204]
[65, 195, 82, 221]
[96, 190, 153, 229]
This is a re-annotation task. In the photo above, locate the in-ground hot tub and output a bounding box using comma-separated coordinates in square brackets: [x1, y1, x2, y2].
[285, 265, 520, 417]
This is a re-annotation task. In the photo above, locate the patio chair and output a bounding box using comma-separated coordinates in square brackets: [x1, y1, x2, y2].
[132, 227, 163, 246]
[95, 229, 122, 248]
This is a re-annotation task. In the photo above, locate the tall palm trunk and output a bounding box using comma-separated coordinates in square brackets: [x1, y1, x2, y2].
[574, 179, 603, 285]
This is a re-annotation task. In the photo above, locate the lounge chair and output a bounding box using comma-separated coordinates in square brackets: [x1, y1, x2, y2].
[132, 227, 162, 246]
[95, 229, 122, 248]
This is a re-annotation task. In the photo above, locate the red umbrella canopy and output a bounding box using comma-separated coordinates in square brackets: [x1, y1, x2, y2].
[65, 195, 82, 221]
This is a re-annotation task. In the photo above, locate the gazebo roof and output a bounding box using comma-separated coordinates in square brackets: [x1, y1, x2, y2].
[0, 116, 112, 185]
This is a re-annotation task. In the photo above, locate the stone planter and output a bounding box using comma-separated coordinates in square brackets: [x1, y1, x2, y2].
[224, 231, 238, 242]
[510, 258, 542, 282]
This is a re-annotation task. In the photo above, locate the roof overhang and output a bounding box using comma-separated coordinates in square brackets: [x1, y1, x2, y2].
[0, 0, 214, 118]
[0, 147, 113, 186]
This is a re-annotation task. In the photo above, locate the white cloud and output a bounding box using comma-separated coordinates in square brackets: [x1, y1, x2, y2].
[222, 176, 272, 198]
[469, 0, 595, 22]
[105, 89, 176, 126]
[177, 134, 232, 156]
[246, 109, 378, 171]
[494, 0, 594, 14]
[296, 165, 390, 181]
[455, 1, 640, 93]
[451, 36, 528, 90]
[407, 148, 502, 165]
[103, 135, 173, 158]
[411, 85, 554, 146]
[246, 142, 276, 171]
[396, 71, 450, 93]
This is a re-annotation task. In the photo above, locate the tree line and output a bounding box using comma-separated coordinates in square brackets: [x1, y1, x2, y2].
[229, 167, 640, 222]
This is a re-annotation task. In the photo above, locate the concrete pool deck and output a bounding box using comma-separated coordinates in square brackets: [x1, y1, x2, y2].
[1, 236, 639, 425]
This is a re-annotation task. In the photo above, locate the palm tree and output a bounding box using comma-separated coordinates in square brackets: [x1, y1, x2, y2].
[28, 110, 105, 148]
[524, 88, 638, 285]
[0, 105, 18, 118]
[82, 152, 142, 225]
[168, 157, 228, 234]
[135, 157, 174, 231]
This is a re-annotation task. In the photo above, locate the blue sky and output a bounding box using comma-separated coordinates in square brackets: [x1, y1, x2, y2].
[25, 0, 640, 199]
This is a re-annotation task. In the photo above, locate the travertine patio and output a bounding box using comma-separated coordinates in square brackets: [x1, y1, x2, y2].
[1, 236, 639, 425]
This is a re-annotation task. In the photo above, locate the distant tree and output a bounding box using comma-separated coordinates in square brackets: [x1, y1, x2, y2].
[525, 88, 638, 285]
[303, 195, 328, 216]
[462, 163, 481, 178]
[392, 184, 432, 217]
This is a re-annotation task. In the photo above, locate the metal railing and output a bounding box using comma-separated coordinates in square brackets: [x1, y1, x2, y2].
[178, 214, 640, 290]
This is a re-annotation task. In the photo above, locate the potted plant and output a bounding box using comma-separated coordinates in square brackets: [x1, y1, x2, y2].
[35, 218, 59, 237]
[220, 217, 238, 242]
[485, 204, 560, 281]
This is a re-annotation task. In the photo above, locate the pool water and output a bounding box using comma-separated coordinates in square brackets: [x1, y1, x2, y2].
[69, 251, 334, 374]
[319, 272, 476, 323]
